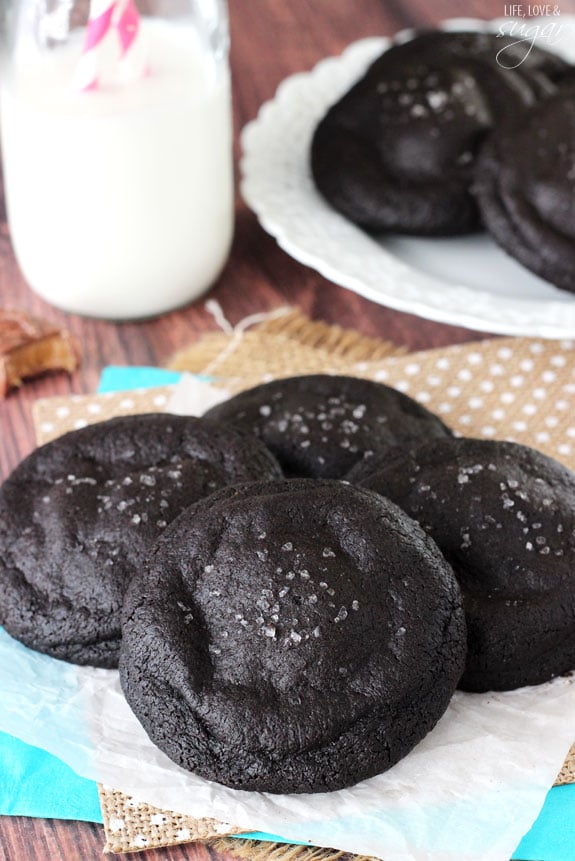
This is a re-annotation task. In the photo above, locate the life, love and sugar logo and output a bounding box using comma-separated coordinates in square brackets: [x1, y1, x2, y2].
[497, 5, 564, 68]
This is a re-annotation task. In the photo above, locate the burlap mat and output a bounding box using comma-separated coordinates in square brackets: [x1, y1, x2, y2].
[211, 840, 369, 861]
[97, 787, 246, 853]
[168, 307, 406, 381]
[31, 308, 575, 857]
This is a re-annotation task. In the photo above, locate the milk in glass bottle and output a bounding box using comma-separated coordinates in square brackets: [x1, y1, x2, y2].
[0, 0, 233, 319]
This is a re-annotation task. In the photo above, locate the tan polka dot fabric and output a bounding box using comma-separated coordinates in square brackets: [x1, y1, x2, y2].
[33, 337, 575, 471]
[33, 387, 173, 445]
[98, 785, 246, 853]
[365, 338, 575, 469]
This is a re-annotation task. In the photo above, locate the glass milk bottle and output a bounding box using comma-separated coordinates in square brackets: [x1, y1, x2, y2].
[0, 0, 233, 319]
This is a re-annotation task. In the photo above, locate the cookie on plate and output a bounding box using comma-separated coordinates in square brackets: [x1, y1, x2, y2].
[120, 478, 466, 793]
[356, 437, 575, 691]
[473, 91, 575, 294]
[0, 414, 282, 668]
[203, 374, 452, 478]
[311, 30, 569, 235]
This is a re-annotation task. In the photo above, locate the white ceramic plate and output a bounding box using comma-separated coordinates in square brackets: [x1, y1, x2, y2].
[240, 17, 575, 338]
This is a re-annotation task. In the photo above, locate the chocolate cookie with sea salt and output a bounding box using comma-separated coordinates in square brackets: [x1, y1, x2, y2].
[203, 374, 452, 478]
[356, 437, 575, 692]
[311, 31, 569, 235]
[0, 414, 281, 668]
[120, 479, 466, 793]
[473, 91, 575, 294]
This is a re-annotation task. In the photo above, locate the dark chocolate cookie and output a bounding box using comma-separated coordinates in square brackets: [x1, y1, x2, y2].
[120, 478, 466, 793]
[0, 414, 282, 668]
[357, 437, 575, 691]
[203, 374, 452, 479]
[311, 30, 569, 236]
[473, 91, 575, 294]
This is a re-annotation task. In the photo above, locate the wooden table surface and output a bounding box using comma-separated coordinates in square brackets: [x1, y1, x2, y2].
[1, 0, 574, 858]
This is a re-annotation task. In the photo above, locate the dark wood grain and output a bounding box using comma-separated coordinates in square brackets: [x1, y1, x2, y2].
[1, 0, 573, 858]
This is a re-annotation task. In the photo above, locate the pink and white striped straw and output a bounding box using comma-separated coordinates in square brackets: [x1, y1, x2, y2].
[76, 0, 146, 91]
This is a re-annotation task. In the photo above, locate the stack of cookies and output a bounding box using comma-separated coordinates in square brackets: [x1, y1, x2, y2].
[1, 374, 574, 795]
[311, 30, 575, 294]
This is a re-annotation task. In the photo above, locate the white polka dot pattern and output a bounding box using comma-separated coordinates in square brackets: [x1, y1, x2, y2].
[350, 337, 574, 471]
[33, 387, 175, 445]
[32, 338, 575, 473]
[98, 785, 244, 854]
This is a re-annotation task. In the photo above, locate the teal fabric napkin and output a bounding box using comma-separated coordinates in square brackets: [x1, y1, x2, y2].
[98, 365, 183, 392]
[515, 786, 575, 860]
[0, 365, 573, 860]
[0, 732, 102, 823]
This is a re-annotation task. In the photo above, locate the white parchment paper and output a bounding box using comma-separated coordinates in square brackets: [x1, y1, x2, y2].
[1, 626, 574, 861]
[1, 375, 574, 861]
